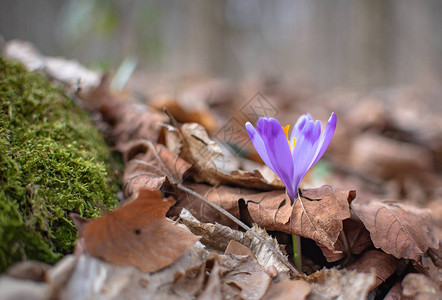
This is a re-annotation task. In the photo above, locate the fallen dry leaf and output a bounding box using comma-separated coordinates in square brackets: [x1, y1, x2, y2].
[301, 268, 375, 300]
[179, 208, 291, 279]
[347, 250, 399, 290]
[421, 255, 442, 285]
[384, 281, 402, 300]
[50, 242, 207, 300]
[0, 276, 49, 300]
[123, 141, 191, 198]
[82, 77, 169, 147]
[350, 132, 433, 180]
[428, 244, 442, 267]
[152, 95, 218, 133]
[172, 183, 253, 229]
[197, 261, 223, 300]
[262, 280, 311, 300]
[319, 216, 373, 262]
[5, 261, 50, 282]
[246, 185, 354, 251]
[224, 240, 256, 258]
[351, 200, 438, 260]
[165, 122, 284, 190]
[77, 189, 200, 272]
[177, 184, 354, 254]
[401, 273, 441, 300]
[205, 253, 272, 300]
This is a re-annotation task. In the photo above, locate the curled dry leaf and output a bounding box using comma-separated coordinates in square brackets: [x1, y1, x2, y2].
[347, 250, 399, 290]
[109, 104, 168, 149]
[384, 281, 402, 300]
[0, 276, 48, 300]
[420, 255, 442, 285]
[83, 78, 169, 147]
[428, 245, 442, 267]
[301, 268, 375, 300]
[151, 95, 218, 133]
[319, 216, 372, 262]
[351, 200, 438, 260]
[350, 132, 432, 180]
[76, 189, 200, 273]
[5, 261, 51, 282]
[225, 240, 256, 258]
[202, 253, 272, 300]
[51, 243, 207, 300]
[176, 184, 353, 253]
[165, 122, 284, 190]
[262, 280, 312, 300]
[401, 273, 441, 300]
[246, 185, 355, 250]
[179, 208, 291, 279]
[122, 141, 191, 198]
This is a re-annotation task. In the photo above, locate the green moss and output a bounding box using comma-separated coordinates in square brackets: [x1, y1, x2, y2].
[0, 56, 119, 271]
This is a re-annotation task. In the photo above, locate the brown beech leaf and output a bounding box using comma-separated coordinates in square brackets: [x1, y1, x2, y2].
[401, 273, 441, 299]
[350, 132, 433, 180]
[428, 244, 442, 267]
[201, 253, 272, 300]
[48, 243, 208, 300]
[299, 268, 375, 300]
[262, 280, 312, 300]
[319, 215, 373, 262]
[225, 240, 255, 258]
[85, 78, 169, 148]
[420, 255, 442, 285]
[179, 208, 291, 279]
[172, 183, 256, 229]
[123, 141, 191, 198]
[175, 184, 353, 258]
[78, 189, 200, 273]
[151, 95, 218, 133]
[384, 282, 402, 300]
[246, 185, 354, 250]
[351, 200, 438, 260]
[165, 123, 284, 190]
[347, 250, 399, 290]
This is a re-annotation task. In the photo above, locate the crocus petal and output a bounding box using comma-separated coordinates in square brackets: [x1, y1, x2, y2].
[310, 112, 337, 167]
[290, 114, 310, 142]
[245, 122, 274, 171]
[291, 120, 322, 193]
[256, 117, 295, 198]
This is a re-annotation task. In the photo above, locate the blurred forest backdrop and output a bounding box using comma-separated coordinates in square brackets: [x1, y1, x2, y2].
[1, 0, 441, 91]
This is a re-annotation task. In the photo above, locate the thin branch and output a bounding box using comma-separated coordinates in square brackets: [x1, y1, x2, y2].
[130, 159, 166, 176]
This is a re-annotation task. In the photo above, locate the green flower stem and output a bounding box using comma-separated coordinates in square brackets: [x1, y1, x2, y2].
[292, 234, 302, 270]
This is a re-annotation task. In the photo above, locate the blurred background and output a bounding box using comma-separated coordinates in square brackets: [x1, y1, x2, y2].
[1, 0, 441, 91]
[1, 0, 442, 237]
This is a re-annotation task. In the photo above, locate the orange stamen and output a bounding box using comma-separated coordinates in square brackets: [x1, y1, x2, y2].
[282, 125, 290, 141]
[282, 125, 297, 151]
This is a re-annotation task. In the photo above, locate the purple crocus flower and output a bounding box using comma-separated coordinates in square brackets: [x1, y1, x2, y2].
[245, 113, 337, 204]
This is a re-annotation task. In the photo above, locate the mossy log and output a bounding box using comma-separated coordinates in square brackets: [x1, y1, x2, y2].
[0, 56, 119, 271]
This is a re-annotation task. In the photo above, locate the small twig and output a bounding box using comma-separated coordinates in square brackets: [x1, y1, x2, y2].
[145, 142, 178, 184]
[131, 159, 166, 176]
[131, 140, 301, 275]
